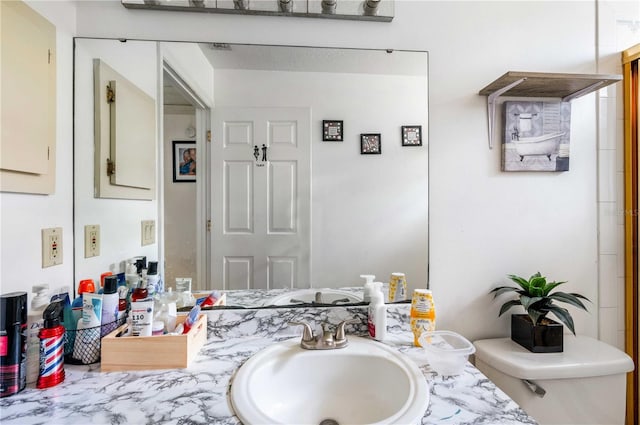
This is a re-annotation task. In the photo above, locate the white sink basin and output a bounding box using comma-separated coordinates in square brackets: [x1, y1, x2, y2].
[267, 289, 362, 306]
[230, 336, 429, 424]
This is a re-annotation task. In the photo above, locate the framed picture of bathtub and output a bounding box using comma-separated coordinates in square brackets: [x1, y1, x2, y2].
[502, 101, 571, 172]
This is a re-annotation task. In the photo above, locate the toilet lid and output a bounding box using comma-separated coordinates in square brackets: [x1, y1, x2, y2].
[473, 336, 634, 380]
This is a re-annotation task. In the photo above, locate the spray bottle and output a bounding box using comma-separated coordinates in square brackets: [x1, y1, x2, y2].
[26, 285, 49, 385]
[37, 300, 65, 389]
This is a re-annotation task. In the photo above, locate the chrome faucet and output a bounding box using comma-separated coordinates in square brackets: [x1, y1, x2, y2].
[289, 319, 359, 350]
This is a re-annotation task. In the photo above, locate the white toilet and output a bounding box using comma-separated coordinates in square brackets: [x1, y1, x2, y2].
[474, 336, 634, 425]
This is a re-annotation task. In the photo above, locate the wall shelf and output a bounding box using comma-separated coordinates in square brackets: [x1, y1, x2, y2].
[479, 71, 622, 148]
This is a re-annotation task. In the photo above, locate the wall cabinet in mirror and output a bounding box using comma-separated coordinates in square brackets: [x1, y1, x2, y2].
[94, 59, 156, 200]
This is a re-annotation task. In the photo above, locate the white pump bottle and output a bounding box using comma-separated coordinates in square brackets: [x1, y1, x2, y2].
[360, 274, 376, 303]
[367, 282, 387, 341]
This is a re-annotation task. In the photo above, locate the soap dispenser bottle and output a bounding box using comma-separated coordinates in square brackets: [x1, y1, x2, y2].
[360, 274, 376, 303]
[367, 283, 386, 341]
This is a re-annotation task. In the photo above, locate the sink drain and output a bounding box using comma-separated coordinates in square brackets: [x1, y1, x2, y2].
[319, 420, 339, 425]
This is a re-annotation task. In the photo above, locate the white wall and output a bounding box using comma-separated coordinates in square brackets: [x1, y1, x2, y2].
[214, 68, 429, 289]
[73, 38, 159, 284]
[163, 113, 197, 289]
[596, 1, 640, 350]
[72, 0, 603, 342]
[0, 1, 76, 300]
[1, 0, 625, 343]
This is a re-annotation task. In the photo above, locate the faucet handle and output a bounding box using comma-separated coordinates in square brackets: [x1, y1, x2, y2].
[288, 321, 315, 342]
[335, 318, 360, 341]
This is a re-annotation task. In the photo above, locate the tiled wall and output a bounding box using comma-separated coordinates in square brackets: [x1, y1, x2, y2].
[596, 1, 639, 350]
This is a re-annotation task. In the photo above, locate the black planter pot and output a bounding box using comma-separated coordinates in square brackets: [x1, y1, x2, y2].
[511, 314, 563, 353]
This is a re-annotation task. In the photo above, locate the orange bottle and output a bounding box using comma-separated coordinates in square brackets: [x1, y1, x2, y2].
[410, 289, 436, 347]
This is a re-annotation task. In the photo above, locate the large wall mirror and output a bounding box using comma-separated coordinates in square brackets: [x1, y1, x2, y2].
[73, 37, 429, 308]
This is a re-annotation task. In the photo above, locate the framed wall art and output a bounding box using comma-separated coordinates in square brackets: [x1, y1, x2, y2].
[172, 140, 196, 182]
[401, 125, 422, 146]
[360, 133, 381, 154]
[322, 120, 343, 141]
[502, 101, 571, 172]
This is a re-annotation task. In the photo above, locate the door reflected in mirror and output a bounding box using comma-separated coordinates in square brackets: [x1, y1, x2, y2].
[74, 38, 429, 308]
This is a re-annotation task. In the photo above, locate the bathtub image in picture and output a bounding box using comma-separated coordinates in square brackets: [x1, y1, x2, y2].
[502, 101, 571, 172]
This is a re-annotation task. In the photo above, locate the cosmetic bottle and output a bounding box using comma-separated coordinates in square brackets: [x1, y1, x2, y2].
[73, 293, 102, 364]
[98, 272, 112, 294]
[175, 278, 195, 308]
[147, 261, 160, 296]
[117, 286, 128, 320]
[125, 259, 139, 289]
[360, 274, 375, 303]
[0, 292, 27, 397]
[410, 289, 436, 347]
[26, 285, 50, 385]
[367, 283, 386, 341]
[101, 276, 119, 336]
[180, 304, 201, 334]
[71, 279, 95, 325]
[131, 278, 148, 302]
[37, 300, 65, 389]
[389, 273, 407, 302]
[155, 291, 177, 333]
[130, 298, 154, 337]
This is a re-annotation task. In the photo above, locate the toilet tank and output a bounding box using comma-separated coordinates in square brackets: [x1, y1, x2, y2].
[473, 336, 634, 425]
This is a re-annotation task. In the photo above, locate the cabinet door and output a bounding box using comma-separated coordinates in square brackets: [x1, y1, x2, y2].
[93, 58, 156, 200]
[0, 0, 56, 194]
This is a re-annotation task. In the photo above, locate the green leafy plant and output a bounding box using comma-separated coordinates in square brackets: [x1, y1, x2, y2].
[489, 272, 590, 335]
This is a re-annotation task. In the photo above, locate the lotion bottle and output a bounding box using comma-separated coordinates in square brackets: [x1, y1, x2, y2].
[73, 293, 102, 364]
[367, 283, 387, 341]
[360, 274, 375, 303]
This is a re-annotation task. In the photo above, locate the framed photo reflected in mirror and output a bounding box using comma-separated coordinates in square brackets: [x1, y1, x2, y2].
[322, 120, 343, 141]
[173, 140, 196, 182]
[361, 133, 381, 154]
[401, 125, 422, 146]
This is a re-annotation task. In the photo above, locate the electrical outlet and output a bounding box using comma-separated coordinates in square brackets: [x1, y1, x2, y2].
[141, 220, 155, 246]
[84, 224, 100, 258]
[42, 227, 63, 268]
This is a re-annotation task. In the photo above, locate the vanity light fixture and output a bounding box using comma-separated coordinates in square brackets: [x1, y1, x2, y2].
[121, 0, 394, 22]
[363, 0, 380, 16]
[279, 0, 292, 13]
[233, 0, 248, 10]
[321, 0, 337, 15]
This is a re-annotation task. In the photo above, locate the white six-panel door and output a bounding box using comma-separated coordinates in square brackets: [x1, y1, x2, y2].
[211, 107, 310, 290]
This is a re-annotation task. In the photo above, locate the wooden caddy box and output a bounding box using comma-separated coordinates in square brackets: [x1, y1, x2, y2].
[101, 313, 207, 372]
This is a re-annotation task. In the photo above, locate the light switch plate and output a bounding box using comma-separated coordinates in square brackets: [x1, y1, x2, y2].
[42, 227, 63, 267]
[141, 220, 155, 246]
[84, 224, 100, 258]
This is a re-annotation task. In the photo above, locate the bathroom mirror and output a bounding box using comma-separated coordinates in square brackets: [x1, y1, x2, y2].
[73, 37, 429, 308]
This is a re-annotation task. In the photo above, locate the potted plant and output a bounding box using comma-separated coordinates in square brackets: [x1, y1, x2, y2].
[489, 272, 590, 353]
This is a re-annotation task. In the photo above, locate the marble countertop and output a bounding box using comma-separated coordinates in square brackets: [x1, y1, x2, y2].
[0, 305, 536, 425]
[217, 286, 365, 308]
